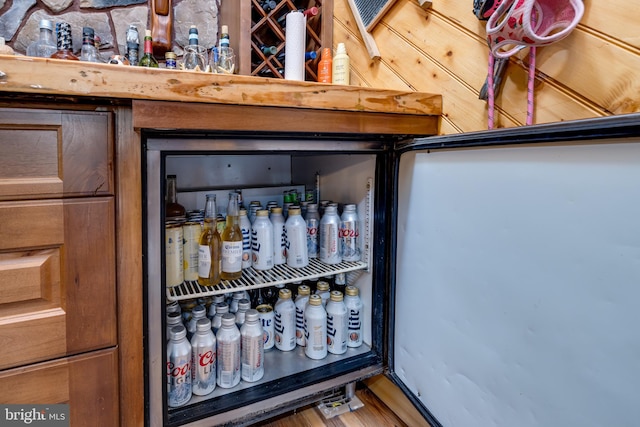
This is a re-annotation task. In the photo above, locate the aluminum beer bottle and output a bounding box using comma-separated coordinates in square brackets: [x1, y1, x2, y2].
[229, 290, 246, 314]
[216, 313, 241, 388]
[285, 207, 309, 268]
[251, 210, 274, 270]
[221, 193, 243, 280]
[326, 291, 348, 355]
[239, 209, 252, 270]
[305, 203, 320, 258]
[304, 294, 327, 360]
[211, 302, 229, 335]
[340, 204, 360, 261]
[186, 304, 207, 341]
[191, 318, 216, 396]
[274, 288, 296, 351]
[241, 309, 265, 382]
[207, 295, 225, 320]
[257, 303, 275, 350]
[315, 281, 331, 307]
[167, 311, 183, 340]
[198, 195, 222, 286]
[319, 205, 342, 264]
[295, 285, 311, 346]
[167, 325, 192, 407]
[235, 299, 251, 328]
[270, 207, 286, 265]
[344, 285, 363, 348]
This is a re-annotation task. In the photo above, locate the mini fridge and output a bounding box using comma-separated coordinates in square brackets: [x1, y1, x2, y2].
[143, 112, 640, 427]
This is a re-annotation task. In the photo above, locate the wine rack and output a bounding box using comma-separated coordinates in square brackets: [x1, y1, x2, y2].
[249, 0, 333, 81]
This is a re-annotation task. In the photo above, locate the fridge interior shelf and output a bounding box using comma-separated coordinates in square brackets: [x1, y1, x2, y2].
[166, 258, 368, 301]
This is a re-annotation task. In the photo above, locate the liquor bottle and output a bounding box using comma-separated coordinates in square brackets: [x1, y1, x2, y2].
[317, 47, 332, 83]
[165, 175, 186, 221]
[165, 51, 177, 69]
[184, 25, 206, 71]
[139, 29, 159, 67]
[332, 42, 350, 85]
[125, 25, 139, 66]
[50, 22, 79, 61]
[26, 19, 57, 58]
[221, 193, 243, 280]
[198, 194, 222, 286]
[219, 25, 230, 49]
[79, 27, 99, 62]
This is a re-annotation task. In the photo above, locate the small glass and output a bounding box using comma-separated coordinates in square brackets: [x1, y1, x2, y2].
[215, 47, 236, 74]
[181, 44, 207, 71]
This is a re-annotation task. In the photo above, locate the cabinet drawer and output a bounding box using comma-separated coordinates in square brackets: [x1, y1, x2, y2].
[0, 108, 113, 200]
[0, 198, 116, 369]
[0, 348, 119, 426]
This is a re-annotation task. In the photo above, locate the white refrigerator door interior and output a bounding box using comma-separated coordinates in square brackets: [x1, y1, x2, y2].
[395, 140, 640, 427]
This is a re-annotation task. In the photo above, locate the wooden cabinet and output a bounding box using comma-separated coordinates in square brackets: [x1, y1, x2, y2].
[0, 107, 118, 424]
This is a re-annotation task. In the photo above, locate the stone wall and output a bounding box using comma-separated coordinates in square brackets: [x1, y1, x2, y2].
[0, 0, 219, 59]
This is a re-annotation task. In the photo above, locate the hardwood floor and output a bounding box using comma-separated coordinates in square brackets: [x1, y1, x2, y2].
[256, 386, 409, 427]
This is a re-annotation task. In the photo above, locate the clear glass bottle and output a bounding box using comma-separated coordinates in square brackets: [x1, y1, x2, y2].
[27, 19, 57, 58]
[221, 193, 243, 280]
[79, 27, 99, 62]
[50, 22, 79, 61]
[198, 195, 221, 286]
[165, 175, 186, 221]
[139, 29, 159, 67]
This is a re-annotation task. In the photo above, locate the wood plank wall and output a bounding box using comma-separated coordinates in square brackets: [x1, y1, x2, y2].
[333, 0, 640, 134]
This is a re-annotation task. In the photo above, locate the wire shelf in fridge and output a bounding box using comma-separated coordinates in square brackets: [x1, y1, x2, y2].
[166, 258, 368, 301]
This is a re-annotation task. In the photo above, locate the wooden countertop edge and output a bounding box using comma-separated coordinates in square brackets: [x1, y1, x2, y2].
[0, 55, 442, 116]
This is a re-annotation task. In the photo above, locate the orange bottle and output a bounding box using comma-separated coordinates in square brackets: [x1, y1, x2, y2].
[317, 47, 332, 83]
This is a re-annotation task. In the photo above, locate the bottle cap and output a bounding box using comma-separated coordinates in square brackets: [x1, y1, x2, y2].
[238, 299, 251, 310]
[196, 317, 212, 331]
[165, 51, 176, 59]
[39, 19, 54, 31]
[170, 324, 187, 340]
[221, 25, 229, 34]
[297, 285, 310, 296]
[215, 302, 229, 313]
[316, 281, 330, 291]
[330, 290, 344, 302]
[321, 47, 331, 59]
[336, 42, 347, 55]
[270, 206, 283, 214]
[83, 27, 95, 37]
[192, 304, 206, 318]
[288, 207, 301, 216]
[221, 313, 236, 327]
[309, 294, 322, 306]
[256, 209, 269, 217]
[278, 288, 292, 299]
[245, 309, 259, 322]
[145, 29, 152, 38]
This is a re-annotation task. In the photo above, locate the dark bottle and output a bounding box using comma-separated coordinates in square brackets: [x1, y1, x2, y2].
[260, 45, 277, 55]
[50, 22, 79, 61]
[165, 175, 186, 221]
[139, 30, 159, 67]
[261, 0, 277, 12]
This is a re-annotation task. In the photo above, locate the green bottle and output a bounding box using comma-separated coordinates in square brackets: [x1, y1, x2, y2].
[139, 29, 158, 68]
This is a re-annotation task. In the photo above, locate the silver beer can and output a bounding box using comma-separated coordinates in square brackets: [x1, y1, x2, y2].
[319, 205, 342, 264]
[240, 309, 265, 382]
[216, 313, 241, 388]
[167, 325, 192, 407]
[190, 318, 216, 396]
[326, 291, 348, 355]
[340, 204, 360, 262]
[257, 303, 275, 350]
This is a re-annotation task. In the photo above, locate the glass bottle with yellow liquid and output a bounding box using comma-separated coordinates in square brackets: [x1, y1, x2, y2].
[221, 192, 243, 280]
[198, 194, 221, 286]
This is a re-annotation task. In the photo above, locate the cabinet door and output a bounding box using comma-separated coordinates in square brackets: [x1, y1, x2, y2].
[0, 197, 116, 369]
[0, 108, 113, 200]
[0, 348, 119, 426]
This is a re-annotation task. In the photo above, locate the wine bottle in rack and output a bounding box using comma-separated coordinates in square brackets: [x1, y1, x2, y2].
[260, 45, 277, 55]
[261, 0, 277, 12]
